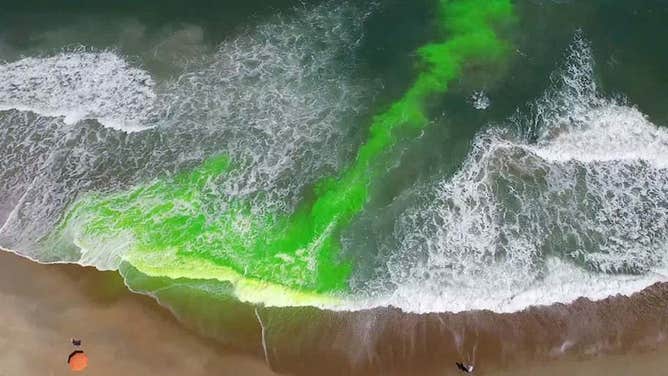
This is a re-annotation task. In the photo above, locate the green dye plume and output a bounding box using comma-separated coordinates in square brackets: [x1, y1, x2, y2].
[53, 0, 514, 301]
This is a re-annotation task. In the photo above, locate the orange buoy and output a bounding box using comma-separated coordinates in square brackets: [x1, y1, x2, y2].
[68, 350, 89, 371]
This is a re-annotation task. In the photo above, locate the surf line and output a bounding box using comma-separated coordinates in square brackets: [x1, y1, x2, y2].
[56, 0, 516, 302]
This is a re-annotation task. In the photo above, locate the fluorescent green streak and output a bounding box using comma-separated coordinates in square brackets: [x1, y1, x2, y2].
[54, 0, 514, 299]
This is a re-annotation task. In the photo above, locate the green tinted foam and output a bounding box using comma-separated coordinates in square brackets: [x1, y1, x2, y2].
[53, 0, 514, 304]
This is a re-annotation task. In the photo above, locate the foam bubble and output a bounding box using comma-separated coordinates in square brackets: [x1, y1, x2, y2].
[0, 50, 156, 132]
[471, 90, 491, 110]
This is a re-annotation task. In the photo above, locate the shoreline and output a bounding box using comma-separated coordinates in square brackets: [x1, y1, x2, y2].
[1, 249, 667, 375]
[4, 244, 664, 317]
[0, 250, 275, 375]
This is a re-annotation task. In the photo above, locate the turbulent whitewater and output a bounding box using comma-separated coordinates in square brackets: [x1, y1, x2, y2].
[358, 38, 668, 312]
[0, 1, 666, 314]
[0, 50, 157, 132]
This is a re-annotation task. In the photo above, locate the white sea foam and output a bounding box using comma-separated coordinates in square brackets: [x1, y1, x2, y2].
[471, 90, 491, 110]
[349, 36, 668, 313]
[0, 50, 156, 132]
[151, 3, 374, 214]
[529, 105, 668, 168]
[0, 2, 375, 268]
[358, 257, 666, 313]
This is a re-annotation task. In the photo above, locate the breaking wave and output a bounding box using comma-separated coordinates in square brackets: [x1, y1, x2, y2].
[0, 2, 665, 315]
[0, 50, 156, 132]
[355, 36, 668, 312]
[0, 1, 374, 263]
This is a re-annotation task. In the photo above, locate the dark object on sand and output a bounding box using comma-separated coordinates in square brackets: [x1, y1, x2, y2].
[71, 338, 82, 347]
[456, 362, 474, 373]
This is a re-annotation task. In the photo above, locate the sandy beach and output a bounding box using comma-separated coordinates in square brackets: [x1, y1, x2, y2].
[0, 250, 275, 376]
[490, 346, 668, 376]
[1, 249, 667, 375]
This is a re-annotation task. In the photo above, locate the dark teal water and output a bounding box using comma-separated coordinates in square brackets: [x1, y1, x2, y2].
[1, 1, 666, 119]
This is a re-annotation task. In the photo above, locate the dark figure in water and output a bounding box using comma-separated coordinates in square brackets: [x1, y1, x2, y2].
[71, 338, 82, 346]
[456, 362, 474, 373]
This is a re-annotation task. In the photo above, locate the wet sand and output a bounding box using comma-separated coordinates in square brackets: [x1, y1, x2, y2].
[1, 248, 667, 375]
[250, 283, 668, 375]
[490, 345, 668, 376]
[0, 250, 275, 376]
[130, 264, 668, 375]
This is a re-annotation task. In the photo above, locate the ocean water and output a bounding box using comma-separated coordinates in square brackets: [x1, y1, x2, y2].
[0, 0, 666, 331]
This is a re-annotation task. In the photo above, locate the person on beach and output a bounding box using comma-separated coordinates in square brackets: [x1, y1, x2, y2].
[456, 362, 474, 373]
